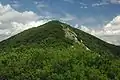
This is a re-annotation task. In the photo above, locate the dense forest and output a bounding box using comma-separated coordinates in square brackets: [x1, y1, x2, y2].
[0, 21, 120, 80]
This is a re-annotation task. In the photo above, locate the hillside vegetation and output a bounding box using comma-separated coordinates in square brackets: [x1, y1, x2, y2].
[0, 20, 120, 80]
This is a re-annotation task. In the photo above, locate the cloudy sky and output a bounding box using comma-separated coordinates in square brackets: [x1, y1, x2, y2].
[0, 0, 120, 45]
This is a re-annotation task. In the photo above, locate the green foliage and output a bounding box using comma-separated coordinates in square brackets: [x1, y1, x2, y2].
[0, 20, 120, 80]
[0, 44, 120, 80]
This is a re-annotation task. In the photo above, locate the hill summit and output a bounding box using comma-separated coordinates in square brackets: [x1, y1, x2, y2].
[0, 20, 120, 56]
[0, 20, 120, 80]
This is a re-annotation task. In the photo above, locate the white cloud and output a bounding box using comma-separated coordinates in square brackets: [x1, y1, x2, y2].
[80, 25, 91, 32]
[0, 3, 48, 41]
[79, 2, 88, 8]
[103, 0, 120, 4]
[34, 1, 48, 8]
[79, 2, 87, 6]
[79, 15, 120, 45]
[0, 29, 11, 35]
[60, 13, 76, 21]
[74, 24, 79, 28]
[63, 0, 74, 3]
[10, 20, 48, 35]
[110, 0, 120, 4]
[92, 2, 109, 7]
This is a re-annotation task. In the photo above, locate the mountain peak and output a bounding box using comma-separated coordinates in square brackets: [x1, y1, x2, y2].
[48, 20, 62, 23]
[0, 20, 75, 49]
[45, 20, 63, 26]
[0, 20, 120, 56]
[0, 20, 120, 80]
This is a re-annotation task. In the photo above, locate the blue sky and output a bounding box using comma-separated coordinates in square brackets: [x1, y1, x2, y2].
[0, 0, 120, 45]
[0, 0, 120, 27]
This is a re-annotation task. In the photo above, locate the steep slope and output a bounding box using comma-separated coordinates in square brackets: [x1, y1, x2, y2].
[72, 27, 120, 56]
[0, 20, 120, 56]
[60, 23, 120, 56]
[0, 21, 74, 50]
[0, 20, 120, 80]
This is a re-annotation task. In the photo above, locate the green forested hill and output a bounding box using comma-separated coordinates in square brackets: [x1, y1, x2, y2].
[0, 20, 120, 80]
